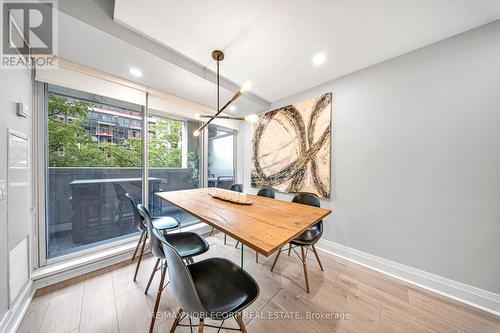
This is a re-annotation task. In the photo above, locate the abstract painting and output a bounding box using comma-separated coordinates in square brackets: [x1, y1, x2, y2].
[251, 92, 332, 198]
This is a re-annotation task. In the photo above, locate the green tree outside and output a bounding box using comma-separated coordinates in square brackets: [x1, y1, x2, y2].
[48, 94, 184, 168]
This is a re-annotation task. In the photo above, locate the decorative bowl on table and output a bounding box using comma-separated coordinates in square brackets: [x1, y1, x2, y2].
[210, 188, 252, 205]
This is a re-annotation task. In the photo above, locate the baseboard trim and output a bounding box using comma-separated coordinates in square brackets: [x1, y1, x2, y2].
[316, 239, 500, 317]
[0, 281, 35, 333]
[32, 222, 211, 289]
[6, 222, 212, 331]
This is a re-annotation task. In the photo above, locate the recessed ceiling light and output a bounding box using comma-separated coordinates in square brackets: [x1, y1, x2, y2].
[229, 105, 237, 112]
[312, 53, 326, 66]
[129, 67, 143, 77]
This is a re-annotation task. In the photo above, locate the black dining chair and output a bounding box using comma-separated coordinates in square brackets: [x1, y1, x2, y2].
[160, 236, 259, 333]
[136, 204, 210, 333]
[270, 192, 324, 293]
[235, 187, 276, 263]
[230, 183, 243, 192]
[257, 187, 275, 199]
[209, 184, 243, 245]
[125, 193, 180, 282]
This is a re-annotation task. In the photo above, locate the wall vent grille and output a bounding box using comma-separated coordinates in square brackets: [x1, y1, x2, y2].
[9, 236, 29, 305]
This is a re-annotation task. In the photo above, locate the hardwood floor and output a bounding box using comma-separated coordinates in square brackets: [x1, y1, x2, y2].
[18, 233, 500, 333]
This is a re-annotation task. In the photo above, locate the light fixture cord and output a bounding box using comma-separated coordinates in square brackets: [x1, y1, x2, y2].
[217, 59, 220, 113]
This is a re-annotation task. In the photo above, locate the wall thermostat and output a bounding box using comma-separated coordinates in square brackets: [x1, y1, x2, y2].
[16, 103, 30, 118]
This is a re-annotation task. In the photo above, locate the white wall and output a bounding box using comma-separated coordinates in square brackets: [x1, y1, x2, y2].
[0, 67, 33, 328]
[243, 19, 500, 295]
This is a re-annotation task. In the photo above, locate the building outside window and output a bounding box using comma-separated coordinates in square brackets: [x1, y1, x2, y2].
[45, 84, 201, 259]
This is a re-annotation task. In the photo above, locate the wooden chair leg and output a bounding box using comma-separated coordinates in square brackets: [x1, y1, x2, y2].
[300, 246, 310, 293]
[209, 227, 215, 236]
[169, 308, 183, 333]
[270, 246, 282, 272]
[235, 241, 240, 248]
[235, 312, 247, 333]
[145, 258, 160, 294]
[150, 264, 167, 333]
[224, 234, 227, 245]
[133, 234, 147, 281]
[288, 243, 292, 256]
[255, 251, 259, 263]
[198, 318, 204, 333]
[311, 244, 324, 271]
[131, 231, 145, 261]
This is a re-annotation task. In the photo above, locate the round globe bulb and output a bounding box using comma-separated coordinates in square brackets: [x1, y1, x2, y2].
[240, 80, 252, 93]
[244, 114, 259, 123]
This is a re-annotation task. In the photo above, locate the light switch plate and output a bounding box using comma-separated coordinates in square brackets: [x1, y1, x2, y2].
[0, 180, 6, 201]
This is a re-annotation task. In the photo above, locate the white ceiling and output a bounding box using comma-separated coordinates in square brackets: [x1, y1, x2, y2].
[113, 0, 500, 102]
[56, 6, 266, 115]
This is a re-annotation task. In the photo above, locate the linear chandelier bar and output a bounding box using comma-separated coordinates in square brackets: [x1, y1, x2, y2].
[193, 50, 253, 136]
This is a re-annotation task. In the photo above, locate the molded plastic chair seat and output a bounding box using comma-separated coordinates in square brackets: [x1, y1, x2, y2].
[151, 216, 180, 230]
[290, 224, 322, 245]
[125, 192, 181, 285]
[136, 205, 210, 333]
[270, 192, 324, 294]
[161, 231, 209, 259]
[187, 257, 259, 319]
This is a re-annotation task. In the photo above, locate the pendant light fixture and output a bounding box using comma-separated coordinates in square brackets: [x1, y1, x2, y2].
[193, 50, 257, 137]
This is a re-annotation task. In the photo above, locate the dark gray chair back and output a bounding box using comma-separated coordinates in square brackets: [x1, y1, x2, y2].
[230, 183, 243, 192]
[159, 238, 206, 315]
[125, 193, 146, 232]
[136, 204, 164, 259]
[257, 187, 275, 198]
[292, 193, 323, 238]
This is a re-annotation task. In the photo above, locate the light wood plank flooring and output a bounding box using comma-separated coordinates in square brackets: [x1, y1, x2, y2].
[18, 233, 500, 333]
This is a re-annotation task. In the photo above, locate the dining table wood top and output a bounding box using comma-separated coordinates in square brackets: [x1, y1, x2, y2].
[156, 188, 332, 257]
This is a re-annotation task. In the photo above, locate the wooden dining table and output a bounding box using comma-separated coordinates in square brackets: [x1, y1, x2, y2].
[156, 187, 332, 265]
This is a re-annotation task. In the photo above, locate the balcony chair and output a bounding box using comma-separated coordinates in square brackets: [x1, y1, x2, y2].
[136, 204, 210, 333]
[270, 193, 324, 293]
[207, 173, 217, 187]
[125, 193, 180, 282]
[235, 187, 276, 263]
[160, 236, 259, 333]
[215, 176, 234, 189]
[112, 183, 133, 234]
[209, 183, 243, 244]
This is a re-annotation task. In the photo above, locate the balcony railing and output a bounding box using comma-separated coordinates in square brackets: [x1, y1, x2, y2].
[96, 129, 113, 136]
[47, 167, 199, 258]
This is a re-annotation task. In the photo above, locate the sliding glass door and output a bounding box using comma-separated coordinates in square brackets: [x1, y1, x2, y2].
[44, 84, 208, 260]
[46, 85, 144, 258]
[207, 124, 236, 189]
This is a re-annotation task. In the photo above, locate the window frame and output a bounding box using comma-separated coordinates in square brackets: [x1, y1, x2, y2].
[41, 84, 146, 265]
[36, 83, 209, 267]
[207, 123, 238, 188]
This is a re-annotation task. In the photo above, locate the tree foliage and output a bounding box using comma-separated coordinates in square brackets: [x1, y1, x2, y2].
[148, 118, 182, 168]
[48, 94, 185, 169]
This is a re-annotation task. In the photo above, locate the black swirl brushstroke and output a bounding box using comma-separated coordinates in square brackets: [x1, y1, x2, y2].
[252, 92, 332, 197]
